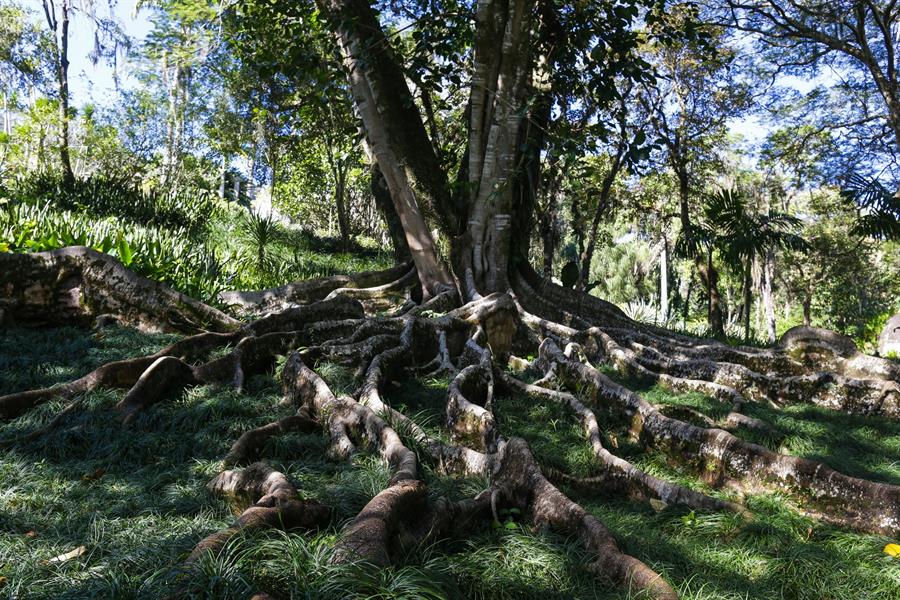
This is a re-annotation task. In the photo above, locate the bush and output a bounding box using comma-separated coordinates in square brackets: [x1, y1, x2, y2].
[12, 172, 219, 235]
[0, 199, 230, 304]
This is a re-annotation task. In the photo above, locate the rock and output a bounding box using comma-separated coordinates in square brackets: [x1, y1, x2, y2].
[879, 312, 900, 357]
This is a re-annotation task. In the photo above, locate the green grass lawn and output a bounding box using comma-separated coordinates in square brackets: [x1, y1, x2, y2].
[1, 326, 898, 599]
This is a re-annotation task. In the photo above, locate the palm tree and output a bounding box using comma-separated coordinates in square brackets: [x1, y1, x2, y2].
[841, 174, 900, 241]
[703, 188, 807, 341]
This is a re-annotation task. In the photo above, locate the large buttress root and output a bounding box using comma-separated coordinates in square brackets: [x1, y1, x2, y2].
[218, 261, 413, 315]
[0, 246, 240, 333]
[541, 339, 900, 536]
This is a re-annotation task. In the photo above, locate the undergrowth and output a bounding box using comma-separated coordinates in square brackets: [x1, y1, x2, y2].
[0, 326, 898, 599]
[0, 175, 392, 306]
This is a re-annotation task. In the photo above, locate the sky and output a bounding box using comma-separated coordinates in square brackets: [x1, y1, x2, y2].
[22, 0, 151, 105]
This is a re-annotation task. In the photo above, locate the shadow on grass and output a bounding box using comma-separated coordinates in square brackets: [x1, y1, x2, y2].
[2, 328, 898, 599]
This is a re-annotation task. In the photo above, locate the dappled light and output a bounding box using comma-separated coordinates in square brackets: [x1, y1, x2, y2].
[2, 0, 900, 598]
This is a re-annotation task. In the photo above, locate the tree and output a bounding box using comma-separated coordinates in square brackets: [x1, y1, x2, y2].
[703, 186, 807, 341]
[639, 12, 751, 335]
[40, 0, 74, 184]
[39, 0, 127, 185]
[717, 0, 900, 180]
[2, 3, 900, 599]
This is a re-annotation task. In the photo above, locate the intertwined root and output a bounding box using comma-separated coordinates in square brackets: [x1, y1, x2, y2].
[3, 255, 900, 599]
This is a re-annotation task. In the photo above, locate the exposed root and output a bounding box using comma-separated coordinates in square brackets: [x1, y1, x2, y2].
[8, 257, 900, 600]
[493, 438, 678, 600]
[188, 462, 331, 562]
[497, 371, 744, 515]
[223, 408, 318, 467]
[332, 479, 428, 565]
[0, 297, 365, 423]
[542, 339, 900, 536]
[323, 266, 420, 312]
[447, 350, 498, 452]
[218, 262, 412, 315]
[0, 246, 239, 333]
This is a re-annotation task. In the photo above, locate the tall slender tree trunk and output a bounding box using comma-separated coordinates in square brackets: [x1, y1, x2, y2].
[370, 163, 411, 263]
[697, 248, 723, 336]
[334, 158, 351, 249]
[802, 282, 812, 326]
[42, 0, 74, 186]
[763, 250, 777, 343]
[676, 164, 723, 336]
[743, 259, 752, 340]
[219, 156, 228, 199]
[319, 0, 454, 297]
[660, 235, 669, 323]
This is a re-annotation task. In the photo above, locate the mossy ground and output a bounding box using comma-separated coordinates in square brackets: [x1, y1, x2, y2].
[0, 326, 898, 599]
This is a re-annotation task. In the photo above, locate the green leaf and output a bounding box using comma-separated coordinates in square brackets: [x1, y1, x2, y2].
[116, 233, 133, 266]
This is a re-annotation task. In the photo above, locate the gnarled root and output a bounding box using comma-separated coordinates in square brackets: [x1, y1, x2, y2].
[541, 339, 900, 536]
[494, 438, 678, 600]
[218, 261, 413, 315]
[9, 255, 900, 600]
[0, 246, 240, 333]
[188, 463, 331, 562]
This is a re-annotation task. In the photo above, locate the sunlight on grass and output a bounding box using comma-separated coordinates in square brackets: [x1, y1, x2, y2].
[1, 329, 899, 598]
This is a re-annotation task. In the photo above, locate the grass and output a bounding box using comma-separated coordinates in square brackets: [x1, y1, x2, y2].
[2, 179, 393, 306]
[1, 327, 899, 599]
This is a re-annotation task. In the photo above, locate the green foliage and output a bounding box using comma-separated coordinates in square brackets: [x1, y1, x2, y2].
[840, 174, 900, 241]
[14, 172, 219, 234]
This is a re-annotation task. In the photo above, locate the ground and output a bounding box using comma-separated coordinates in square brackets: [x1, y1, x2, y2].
[1, 324, 898, 599]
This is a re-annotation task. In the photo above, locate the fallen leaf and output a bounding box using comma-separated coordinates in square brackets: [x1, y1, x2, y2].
[81, 468, 106, 482]
[885, 543, 900, 557]
[0, 576, 7, 587]
[649, 499, 667, 512]
[24, 530, 36, 538]
[48, 546, 86, 564]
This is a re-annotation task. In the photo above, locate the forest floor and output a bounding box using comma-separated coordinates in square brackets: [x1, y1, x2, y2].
[1, 322, 899, 599]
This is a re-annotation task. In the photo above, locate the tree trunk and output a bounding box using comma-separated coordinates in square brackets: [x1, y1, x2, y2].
[318, 0, 454, 297]
[676, 162, 723, 336]
[803, 287, 812, 326]
[763, 250, 777, 343]
[219, 157, 228, 199]
[460, 0, 536, 297]
[697, 251, 724, 337]
[371, 163, 411, 263]
[660, 236, 669, 323]
[743, 259, 752, 340]
[334, 158, 351, 249]
[42, 0, 74, 186]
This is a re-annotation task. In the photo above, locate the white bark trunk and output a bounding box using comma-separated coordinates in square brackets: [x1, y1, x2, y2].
[763, 251, 777, 344]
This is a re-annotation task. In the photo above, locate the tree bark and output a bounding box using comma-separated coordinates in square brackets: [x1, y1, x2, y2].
[461, 0, 536, 297]
[370, 163, 411, 263]
[743, 259, 752, 340]
[318, 0, 454, 297]
[763, 250, 777, 343]
[660, 235, 669, 323]
[42, 0, 74, 186]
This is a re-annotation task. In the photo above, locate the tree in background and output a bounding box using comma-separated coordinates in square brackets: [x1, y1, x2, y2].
[718, 0, 900, 180]
[639, 10, 751, 335]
